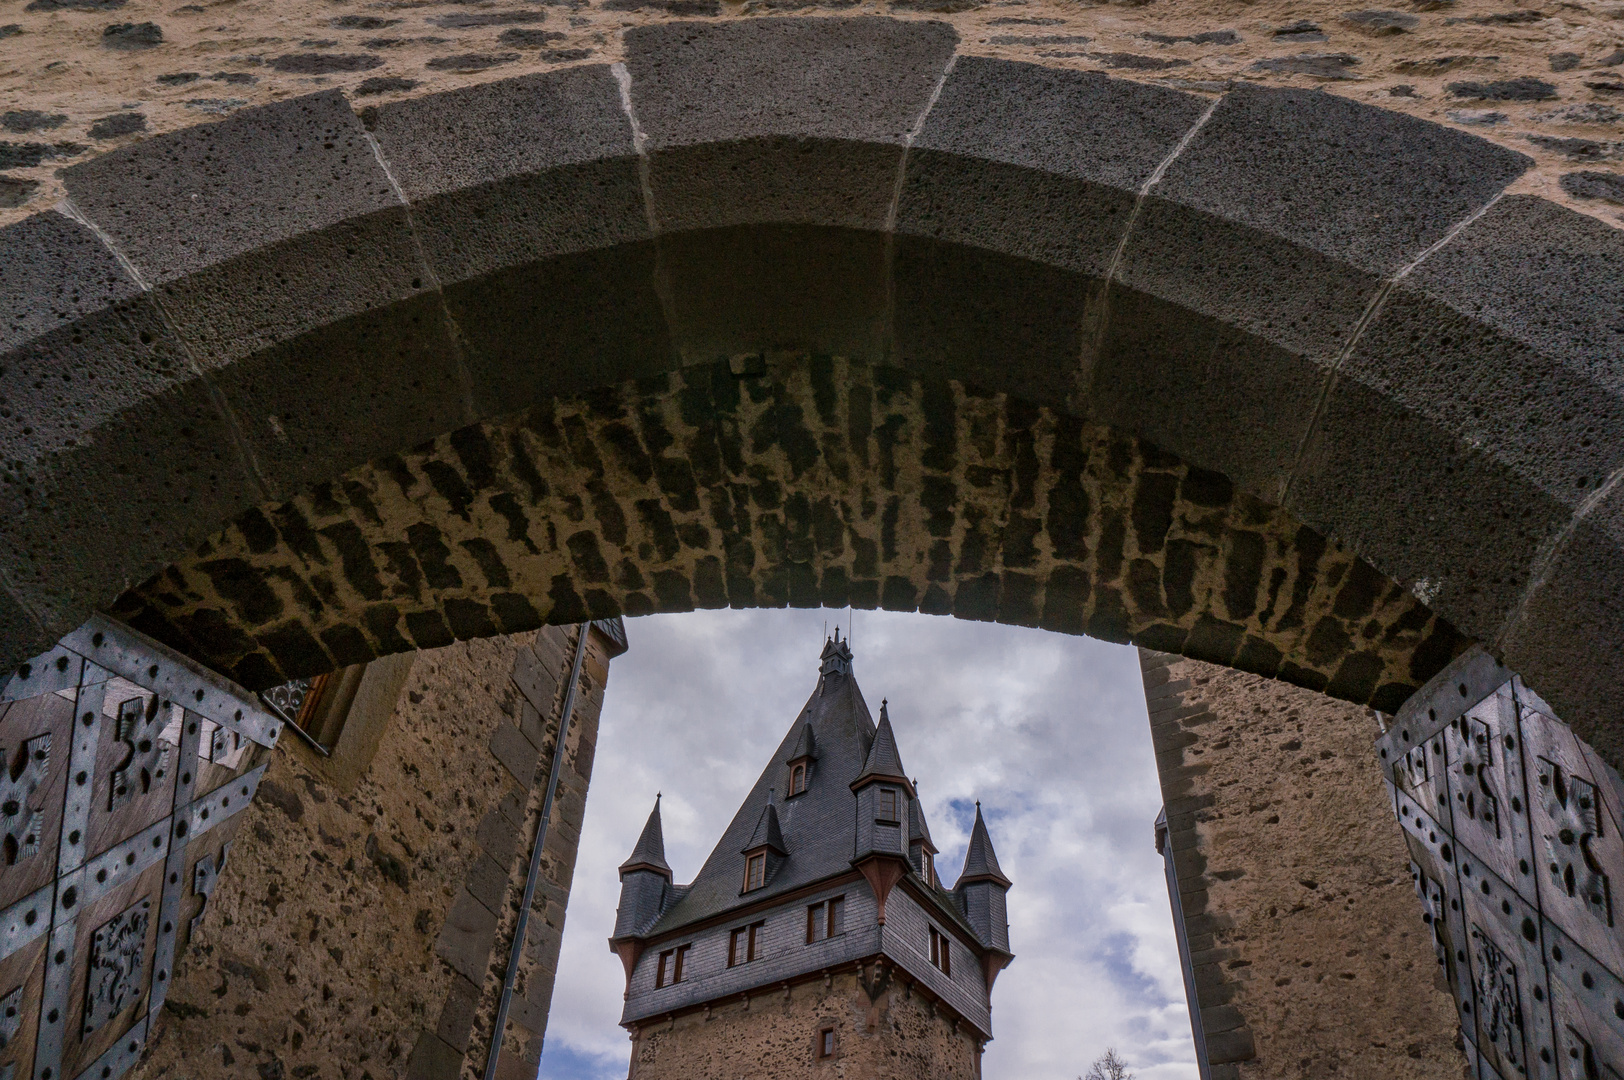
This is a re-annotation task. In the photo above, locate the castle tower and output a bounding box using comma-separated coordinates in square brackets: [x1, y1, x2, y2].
[610, 630, 1012, 1079]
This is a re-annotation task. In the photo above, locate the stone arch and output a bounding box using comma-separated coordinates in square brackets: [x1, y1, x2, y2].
[2, 17, 1620, 761]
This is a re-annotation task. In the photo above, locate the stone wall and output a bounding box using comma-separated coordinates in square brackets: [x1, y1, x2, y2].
[124, 622, 616, 1080]
[117, 359, 1466, 718]
[626, 962, 981, 1080]
[0, 0, 1619, 228]
[1141, 649, 1467, 1080]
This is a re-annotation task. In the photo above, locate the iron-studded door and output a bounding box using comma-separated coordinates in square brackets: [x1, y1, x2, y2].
[1378, 650, 1624, 1080]
[0, 616, 280, 1080]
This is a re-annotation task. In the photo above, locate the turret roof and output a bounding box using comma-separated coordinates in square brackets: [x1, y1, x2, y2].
[956, 803, 1011, 888]
[620, 796, 671, 876]
[852, 700, 909, 788]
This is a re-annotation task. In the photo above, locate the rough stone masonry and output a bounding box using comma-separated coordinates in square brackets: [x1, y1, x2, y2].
[122, 622, 622, 1080]
[1142, 649, 1466, 1080]
[0, 0, 1620, 228]
[113, 358, 1469, 715]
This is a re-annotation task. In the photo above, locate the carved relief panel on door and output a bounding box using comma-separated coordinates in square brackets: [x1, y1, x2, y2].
[1396, 723, 1452, 828]
[88, 684, 178, 862]
[1519, 695, 1624, 978]
[1460, 853, 1558, 1080]
[0, 694, 71, 911]
[1413, 861, 1467, 1003]
[1472, 926, 1532, 1079]
[1446, 686, 1538, 903]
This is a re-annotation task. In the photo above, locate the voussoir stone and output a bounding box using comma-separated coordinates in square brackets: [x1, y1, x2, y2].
[624, 16, 959, 233]
[1294, 195, 1624, 643]
[0, 211, 264, 638]
[894, 56, 1206, 407]
[364, 66, 670, 413]
[1502, 479, 1624, 768]
[623, 17, 957, 365]
[1094, 85, 1531, 503]
[61, 89, 468, 499]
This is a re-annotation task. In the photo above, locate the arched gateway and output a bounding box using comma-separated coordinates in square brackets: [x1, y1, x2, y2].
[2, 16, 1620, 764]
[0, 12, 1622, 1080]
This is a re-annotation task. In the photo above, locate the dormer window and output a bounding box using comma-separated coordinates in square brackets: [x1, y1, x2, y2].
[745, 852, 767, 891]
[789, 762, 807, 796]
[878, 788, 899, 822]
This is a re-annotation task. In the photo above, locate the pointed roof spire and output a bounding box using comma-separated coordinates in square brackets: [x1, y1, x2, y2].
[620, 795, 672, 877]
[786, 720, 817, 764]
[742, 796, 787, 855]
[909, 778, 936, 851]
[957, 802, 1011, 888]
[853, 699, 911, 790]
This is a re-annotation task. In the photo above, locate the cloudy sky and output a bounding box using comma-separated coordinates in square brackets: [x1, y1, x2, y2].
[537, 609, 1199, 1080]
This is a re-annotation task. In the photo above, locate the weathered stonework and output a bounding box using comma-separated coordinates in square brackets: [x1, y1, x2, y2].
[114, 359, 1467, 716]
[2, 16, 1619, 762]
[124, 622, 617, 1080]
[1141, 650, 1467, 1080]
[0, 0, 1619, 229]
[625, 964, 981, 1080]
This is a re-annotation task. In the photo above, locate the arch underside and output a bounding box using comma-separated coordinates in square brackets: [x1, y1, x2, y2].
[1, 16, 1620, 762]
[111, 357, 1468, 710]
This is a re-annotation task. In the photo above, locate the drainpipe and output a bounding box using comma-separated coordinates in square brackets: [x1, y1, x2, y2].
[1157, 806, 1211, 1080]
[483, 623, 592, 1080]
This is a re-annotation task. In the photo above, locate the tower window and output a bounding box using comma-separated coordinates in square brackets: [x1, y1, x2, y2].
[656, 944, 691, 987]
[817, 1026, 837, 1059]
[789, 762, 807, 796]
[728, 921, 765, 966]
[745, 852, 767, 891]
[806, 895, 845, 943]
[929, 928, 951, 976]
[879, 788, 899, 822]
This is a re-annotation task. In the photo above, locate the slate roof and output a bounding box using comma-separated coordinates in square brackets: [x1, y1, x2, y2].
[621, 796, 671, 876]
[647, 643, 881, 935]
[644, 638, 1001, 948]
[956, 803, 1011, 887]
[853, 701, 909, 788]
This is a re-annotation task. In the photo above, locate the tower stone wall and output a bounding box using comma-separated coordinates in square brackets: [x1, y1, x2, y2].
[626, 964, 982, 1080]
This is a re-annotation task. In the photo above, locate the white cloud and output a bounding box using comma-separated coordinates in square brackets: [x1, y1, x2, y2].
[539, 610, 1200, 1080]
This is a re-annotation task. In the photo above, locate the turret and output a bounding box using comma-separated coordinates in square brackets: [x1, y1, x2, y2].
[609, 797, 674, 985]
[851, 700, 914, 921]
[955, 803, 1014, 988]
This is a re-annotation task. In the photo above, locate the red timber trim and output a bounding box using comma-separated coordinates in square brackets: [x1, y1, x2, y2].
[611, 938, 646, 994]
[854, 855, 909, 924]
[980, 951, 1012, 994]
